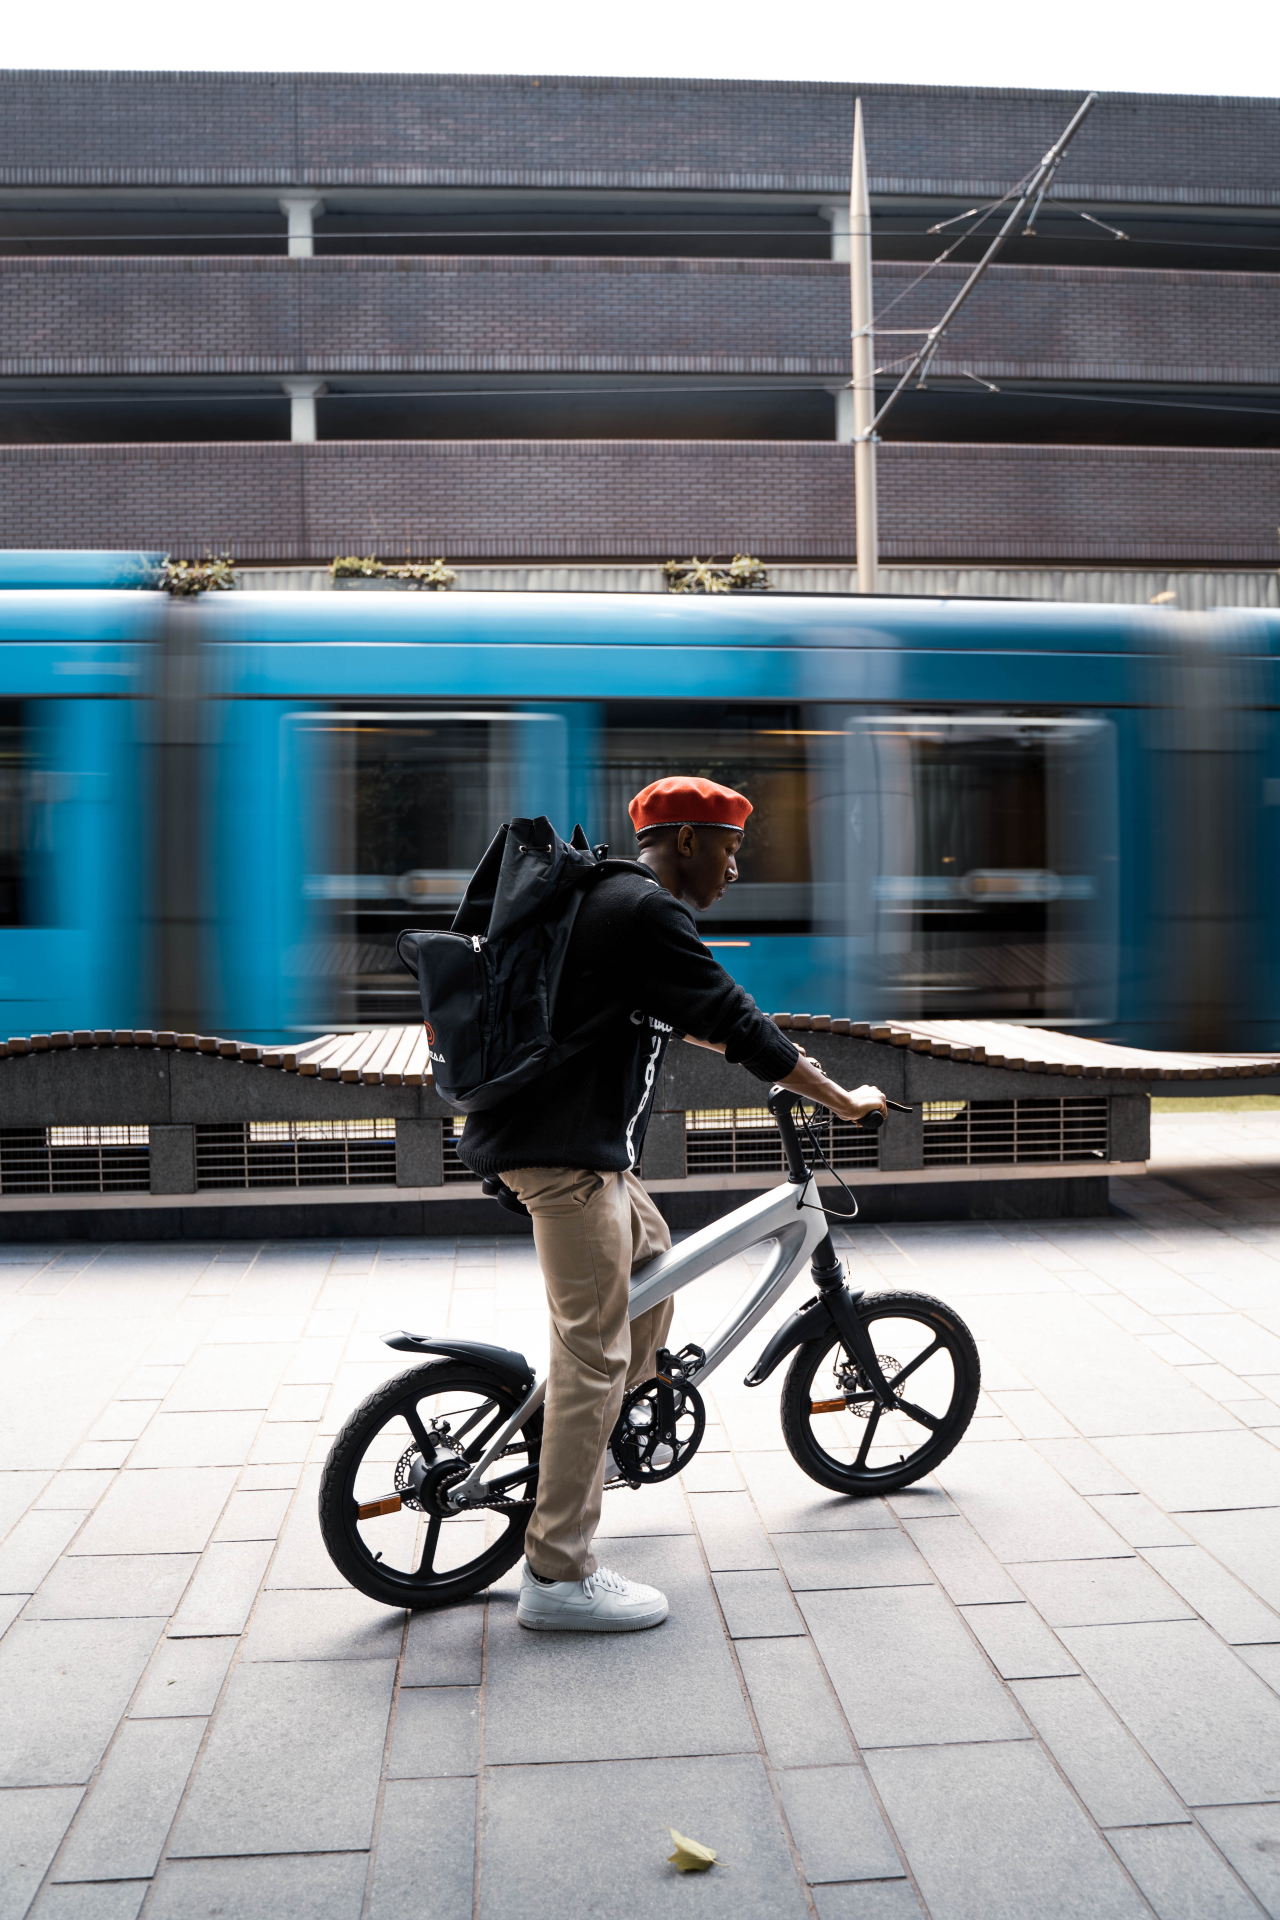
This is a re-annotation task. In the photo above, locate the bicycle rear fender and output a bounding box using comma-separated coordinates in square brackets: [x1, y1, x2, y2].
[743, 1294, 856, 1388]
[381, 1331, 534, 1392]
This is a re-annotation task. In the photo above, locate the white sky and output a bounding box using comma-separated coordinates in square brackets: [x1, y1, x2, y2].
[6, 0, 1278, 98]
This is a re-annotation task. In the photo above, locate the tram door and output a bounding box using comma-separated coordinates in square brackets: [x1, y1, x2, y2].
[841, 714, 1118, 1024]
[294, 709, 567, 1028]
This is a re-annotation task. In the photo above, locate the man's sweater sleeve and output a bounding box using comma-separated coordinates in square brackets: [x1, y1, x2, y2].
[634, 889, 800, 1084]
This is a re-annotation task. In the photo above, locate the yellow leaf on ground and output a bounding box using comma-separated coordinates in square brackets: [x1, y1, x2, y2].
[666, 1828, 718, 1872]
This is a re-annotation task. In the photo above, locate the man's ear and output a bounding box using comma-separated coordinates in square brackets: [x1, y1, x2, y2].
[677, 825, 697, 858]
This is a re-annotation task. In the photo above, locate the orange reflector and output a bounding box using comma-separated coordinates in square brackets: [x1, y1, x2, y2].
[357, 1495, 402, 1520]
[810, 1398, 846, 1414]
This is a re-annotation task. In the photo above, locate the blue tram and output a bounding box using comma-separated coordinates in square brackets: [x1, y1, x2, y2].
[0, 553, 1276, 1051]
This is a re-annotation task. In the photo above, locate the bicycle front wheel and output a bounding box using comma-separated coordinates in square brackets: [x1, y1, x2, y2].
[319, 1360, 541, 1609]
[780, 1290, 980, 1496]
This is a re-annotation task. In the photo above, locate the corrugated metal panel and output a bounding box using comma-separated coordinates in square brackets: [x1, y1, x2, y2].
[234, 564, 1279, 607]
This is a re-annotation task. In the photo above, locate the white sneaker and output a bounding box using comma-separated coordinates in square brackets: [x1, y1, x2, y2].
[516, 1561, 669, 1633]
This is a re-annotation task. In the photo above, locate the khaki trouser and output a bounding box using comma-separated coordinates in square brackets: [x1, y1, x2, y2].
[502, 1166, 674, 1581]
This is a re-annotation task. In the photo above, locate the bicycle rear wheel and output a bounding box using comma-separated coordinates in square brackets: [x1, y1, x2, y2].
[319, 1360, 541, 1609]
[780, 1290, 979, 1496]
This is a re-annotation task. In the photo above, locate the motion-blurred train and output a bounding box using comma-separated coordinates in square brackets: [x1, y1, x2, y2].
[0, 549, 1275, 1051]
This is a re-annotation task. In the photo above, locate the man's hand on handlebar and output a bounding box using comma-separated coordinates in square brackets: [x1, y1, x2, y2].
[681, 1034, 887, 1128]
[777, 1054, 887, 1128]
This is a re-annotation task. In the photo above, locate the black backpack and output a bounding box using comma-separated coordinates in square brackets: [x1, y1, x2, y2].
[396, 816, 643, 1114]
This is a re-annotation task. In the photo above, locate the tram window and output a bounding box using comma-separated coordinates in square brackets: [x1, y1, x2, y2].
[299, 711, 528, 1025]
[842, 714, 1117, 1022]
[599, 705, 816, 933]
[0, 702, 32, 929]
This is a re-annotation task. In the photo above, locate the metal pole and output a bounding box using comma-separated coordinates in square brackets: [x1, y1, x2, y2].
[850, 98, 878, 594]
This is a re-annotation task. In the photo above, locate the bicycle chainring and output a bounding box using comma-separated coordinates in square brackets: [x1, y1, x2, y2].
[610, 1362, 706, 1484]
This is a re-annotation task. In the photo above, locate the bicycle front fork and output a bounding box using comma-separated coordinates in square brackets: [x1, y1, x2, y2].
[809, 1230, 896, 1407]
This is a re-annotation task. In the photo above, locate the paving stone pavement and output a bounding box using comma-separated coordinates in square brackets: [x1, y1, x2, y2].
[5, 1117, 1280, 1918]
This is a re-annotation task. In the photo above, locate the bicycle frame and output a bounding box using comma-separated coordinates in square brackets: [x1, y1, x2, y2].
[446, 1164, 833, 1506]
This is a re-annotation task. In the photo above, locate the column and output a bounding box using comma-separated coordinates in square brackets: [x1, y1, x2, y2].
[281, 378, 327, 444]
[826, 383, 856, 442]
[278, 194, 325, 258]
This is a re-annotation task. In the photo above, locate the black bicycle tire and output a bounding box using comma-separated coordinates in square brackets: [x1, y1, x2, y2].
[779, 1290, 980, 1496]
[318, 1359, 540, 1609]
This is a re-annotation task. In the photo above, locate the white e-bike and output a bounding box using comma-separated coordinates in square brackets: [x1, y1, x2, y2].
[319, 1090, 981, 1609]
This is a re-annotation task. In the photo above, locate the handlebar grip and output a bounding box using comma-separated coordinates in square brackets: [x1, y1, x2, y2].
[860, 1107, 887, 1132]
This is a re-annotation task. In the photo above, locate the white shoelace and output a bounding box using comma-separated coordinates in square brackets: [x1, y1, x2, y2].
[583, 1566, 630, 1597]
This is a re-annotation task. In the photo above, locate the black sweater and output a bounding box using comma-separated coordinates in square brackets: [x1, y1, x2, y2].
[457, 863, 800, 1176]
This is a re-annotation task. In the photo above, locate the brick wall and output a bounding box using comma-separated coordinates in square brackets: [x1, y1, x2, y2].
[6, 255, 1278, 384]
[1, 73, 1276, 203]
[1, 440, 1274, 564]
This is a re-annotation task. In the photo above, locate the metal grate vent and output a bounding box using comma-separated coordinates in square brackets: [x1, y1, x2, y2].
[0, 1125, 150, 1195]
[442, 1118, 473, 1183]
[922, 1097, 1109, 1167]
[686, 1107, 879, 1178]
[195, 1119, 396, 1189]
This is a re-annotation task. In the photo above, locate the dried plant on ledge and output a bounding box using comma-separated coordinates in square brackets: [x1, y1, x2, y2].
[330, 555, 457, 590]
[663, 555, 771, 594]
[161, 553, 236, 596]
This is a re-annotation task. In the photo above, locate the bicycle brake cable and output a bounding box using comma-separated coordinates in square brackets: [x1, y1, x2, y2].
[796, 1101, 860, 1222]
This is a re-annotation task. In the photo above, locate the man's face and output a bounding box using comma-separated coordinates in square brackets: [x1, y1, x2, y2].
[681, 826, 742, 911]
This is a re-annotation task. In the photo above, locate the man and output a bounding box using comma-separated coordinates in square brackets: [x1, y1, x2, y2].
[457, 776, 886, 1632]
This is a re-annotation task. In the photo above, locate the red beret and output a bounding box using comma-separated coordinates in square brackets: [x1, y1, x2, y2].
[628, 777, 753, 834]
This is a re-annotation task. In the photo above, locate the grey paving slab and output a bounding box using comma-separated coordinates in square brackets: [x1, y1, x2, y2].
[885, 1484, 956, 1519]
[131, 1637, 237, 1718]
[483, 1536, 756, 1764]
[982, 1294, 1232, 1437]
[0, 1617, 164, 1786]
[147, 1852, 369, 1920]
[0, 1508, 86, 1593]
[237, 1461, 304, 1493]
[800, 1586, 1028, 1748]
[868, 1740, 1150, 1920]
[27, 1554, 198, 1621]
[711, 1569, 805, 1637]
[681, 1450, 744, 1493]
[247, 1422, 316, 1466]
[776, 1765, 903, 1884]
[1088, 1494, 1192, 1548]
[212, 1488, 292, 1541]
[1096, 1430, 1280, 1512]
[0, 1593, 24, 1639]
[55, 1716, 206, 1882]
[369, 1777, 474, 1920]
[1031, 1437, 1138, 1495]
[402, 1600, 485, 1686]
[1179, 1508, 1280, 1611]
[934, 1441, 1130, 1564]
[167, 1540, 273, 1638]
[34, 1472, 118, 1513]
[959, 1602, 1080, 1678]
[31, 1884, 148, 1920]
[1140, 1544, 1280, 1644]
[735, 1637, 856, 1768]
[387, 1685, 479, 1778]
[736, 1452, 897, 1531]
[903, 1515, 1022, 1603]
[129, 1411, 262, 1471]
[1197, 1804, 1280, 1915]
[69, 1469, 237, 1558]
[242, 1586, 404, 1662]
[812, 1888, 925, 1920]
[1011, 1676, 1189, 1828]
[170, 1656, 395, 1856]
[87, 1401, 160, 1443]
[1164, 1313, 1280, 1376]
[773, 1528, 932, 1593]
[594, 1476, 691, 1537]
[479, 1755, 808, 1920]
[1060, 1619, 1280, 1806]
[264, 1465, 344, 1588]
[1011, 1556, 1192, 1627]
[1108, 1823, 1261, 1920]
[687, 1491, 776, 1571]
[163, 1345, 293, 1412]
[1239, 1643, 1280, 1692]
[0, 1786, 82, 1920]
